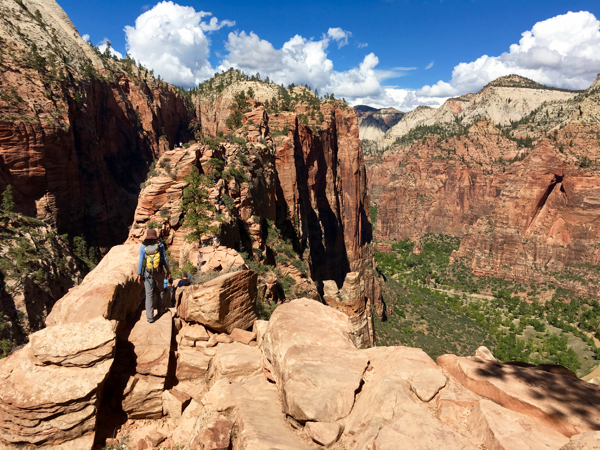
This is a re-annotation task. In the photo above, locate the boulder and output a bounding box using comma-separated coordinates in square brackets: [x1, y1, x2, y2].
[252, 320, 268, 347]
[195, 246, 246, 274]
[176, 350, 212, 381]
[162, 389, 192, 420]
[181, 324, 209, 342]
[215, 334, 233, 344]
[230, 328, 256, 345]
[438, 354, 600, 437]
[305, 422, 343, 446]
[262, 298, 368, 422]
[46, 245, 143, 325]
[468, 399, 569, 450]
[129, 311, 172, 378]
[28, 317, 116, 367]
[281, 345, 369, 422]
[171, 399, 205, 446]
[177, 270, 258, 333]
[121, 312, 173, 419]
[474, 346, 497, 362]
[145, 430, 166, 448]
[190, 415, 233, 450]
[122, 376, 165, 419]
[0, 318, 115, 447]
[208, 342, 263, 386]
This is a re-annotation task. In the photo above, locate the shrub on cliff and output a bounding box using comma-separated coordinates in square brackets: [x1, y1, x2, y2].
[1, 185, 14, 213]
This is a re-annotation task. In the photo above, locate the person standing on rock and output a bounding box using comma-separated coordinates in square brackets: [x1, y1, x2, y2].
[197, 251, 203, 272]
[137, 229, 170, 323]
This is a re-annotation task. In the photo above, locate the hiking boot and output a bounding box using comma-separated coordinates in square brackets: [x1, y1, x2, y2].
[147, 317, 155, 323]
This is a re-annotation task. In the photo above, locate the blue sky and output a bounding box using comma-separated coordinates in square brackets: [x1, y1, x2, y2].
[58, 0, 600, 110]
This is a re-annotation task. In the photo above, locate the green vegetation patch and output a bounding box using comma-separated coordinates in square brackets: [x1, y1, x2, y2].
[374, 234, 600, 376]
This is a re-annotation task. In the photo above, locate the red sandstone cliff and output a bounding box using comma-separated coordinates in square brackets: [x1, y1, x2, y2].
[368, 74, 600, 293]
[130, 79, 380, 345]
[0, 0, 193, 248]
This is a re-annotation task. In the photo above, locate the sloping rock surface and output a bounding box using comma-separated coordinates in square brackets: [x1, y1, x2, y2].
[46, 244, 142, 326]
[438, 353, 600, 437]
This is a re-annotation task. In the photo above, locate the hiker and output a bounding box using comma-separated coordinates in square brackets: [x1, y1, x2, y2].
[197, 251, 203, 272]
[176, 273, 192, 289]
[137, 229, 170, 323]
[213, 236, 218, 247]
[163, 278, 175, 307]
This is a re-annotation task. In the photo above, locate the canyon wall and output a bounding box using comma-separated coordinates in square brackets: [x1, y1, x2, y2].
[126, 79, 380, 345]
[367, 74, 600, 293]
[0, 0, 193, 248]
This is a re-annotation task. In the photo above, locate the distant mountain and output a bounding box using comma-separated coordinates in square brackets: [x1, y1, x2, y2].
[366, 75, 582, 150]
[353, 106, 404, 153]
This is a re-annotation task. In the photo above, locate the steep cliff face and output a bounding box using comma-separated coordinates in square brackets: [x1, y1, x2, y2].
[270, 103, 372, 285]
[0, 0, 193, 248]
[270, 103, 377, 344]
[0, 212, 87, 352]
[133, 77, 379, 345]
[455, 133, 600, 295]
[369, 73, 600, 292]
[374, 121, 519, 240]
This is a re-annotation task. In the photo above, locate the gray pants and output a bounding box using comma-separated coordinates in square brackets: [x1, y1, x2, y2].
[144, 270, 165, 320]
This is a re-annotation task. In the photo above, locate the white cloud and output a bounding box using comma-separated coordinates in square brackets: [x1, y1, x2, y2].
[81, 33, 90, 42]
[122, 4, 600, 113]
[357, 42, 368, 48]
[97, 38, 123, 59]
[124, 1, 234, 87]
[418, 11, 600, 97]
[326, 27, 352, 48]
[219, 30, 416, 105]
[219, 31, 335, 89]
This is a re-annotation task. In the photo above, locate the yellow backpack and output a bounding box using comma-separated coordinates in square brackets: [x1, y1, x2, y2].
[144, 244, 161, 271]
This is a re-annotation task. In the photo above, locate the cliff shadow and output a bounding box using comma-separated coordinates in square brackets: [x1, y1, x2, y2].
[94, 304, 143, 447]
[474, 361, 600, 432]
[273, 129, 351, 289]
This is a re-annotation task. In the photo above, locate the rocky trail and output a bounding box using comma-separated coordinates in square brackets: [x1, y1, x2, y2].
[0, 1, 598, 447]
[0, 245, 599, 449]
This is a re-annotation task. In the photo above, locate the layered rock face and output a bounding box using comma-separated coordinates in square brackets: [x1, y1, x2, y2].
[368, 74, 600, 291]
[0, 0, 193, 248]
[0, 317, 116, 448]
[133, 79, 379, 345]
[374, 121, 518, 240]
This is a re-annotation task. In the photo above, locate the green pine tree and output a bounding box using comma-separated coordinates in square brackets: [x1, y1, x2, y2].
[180, 167, 217, 243]
[1, 185, 14, 213]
